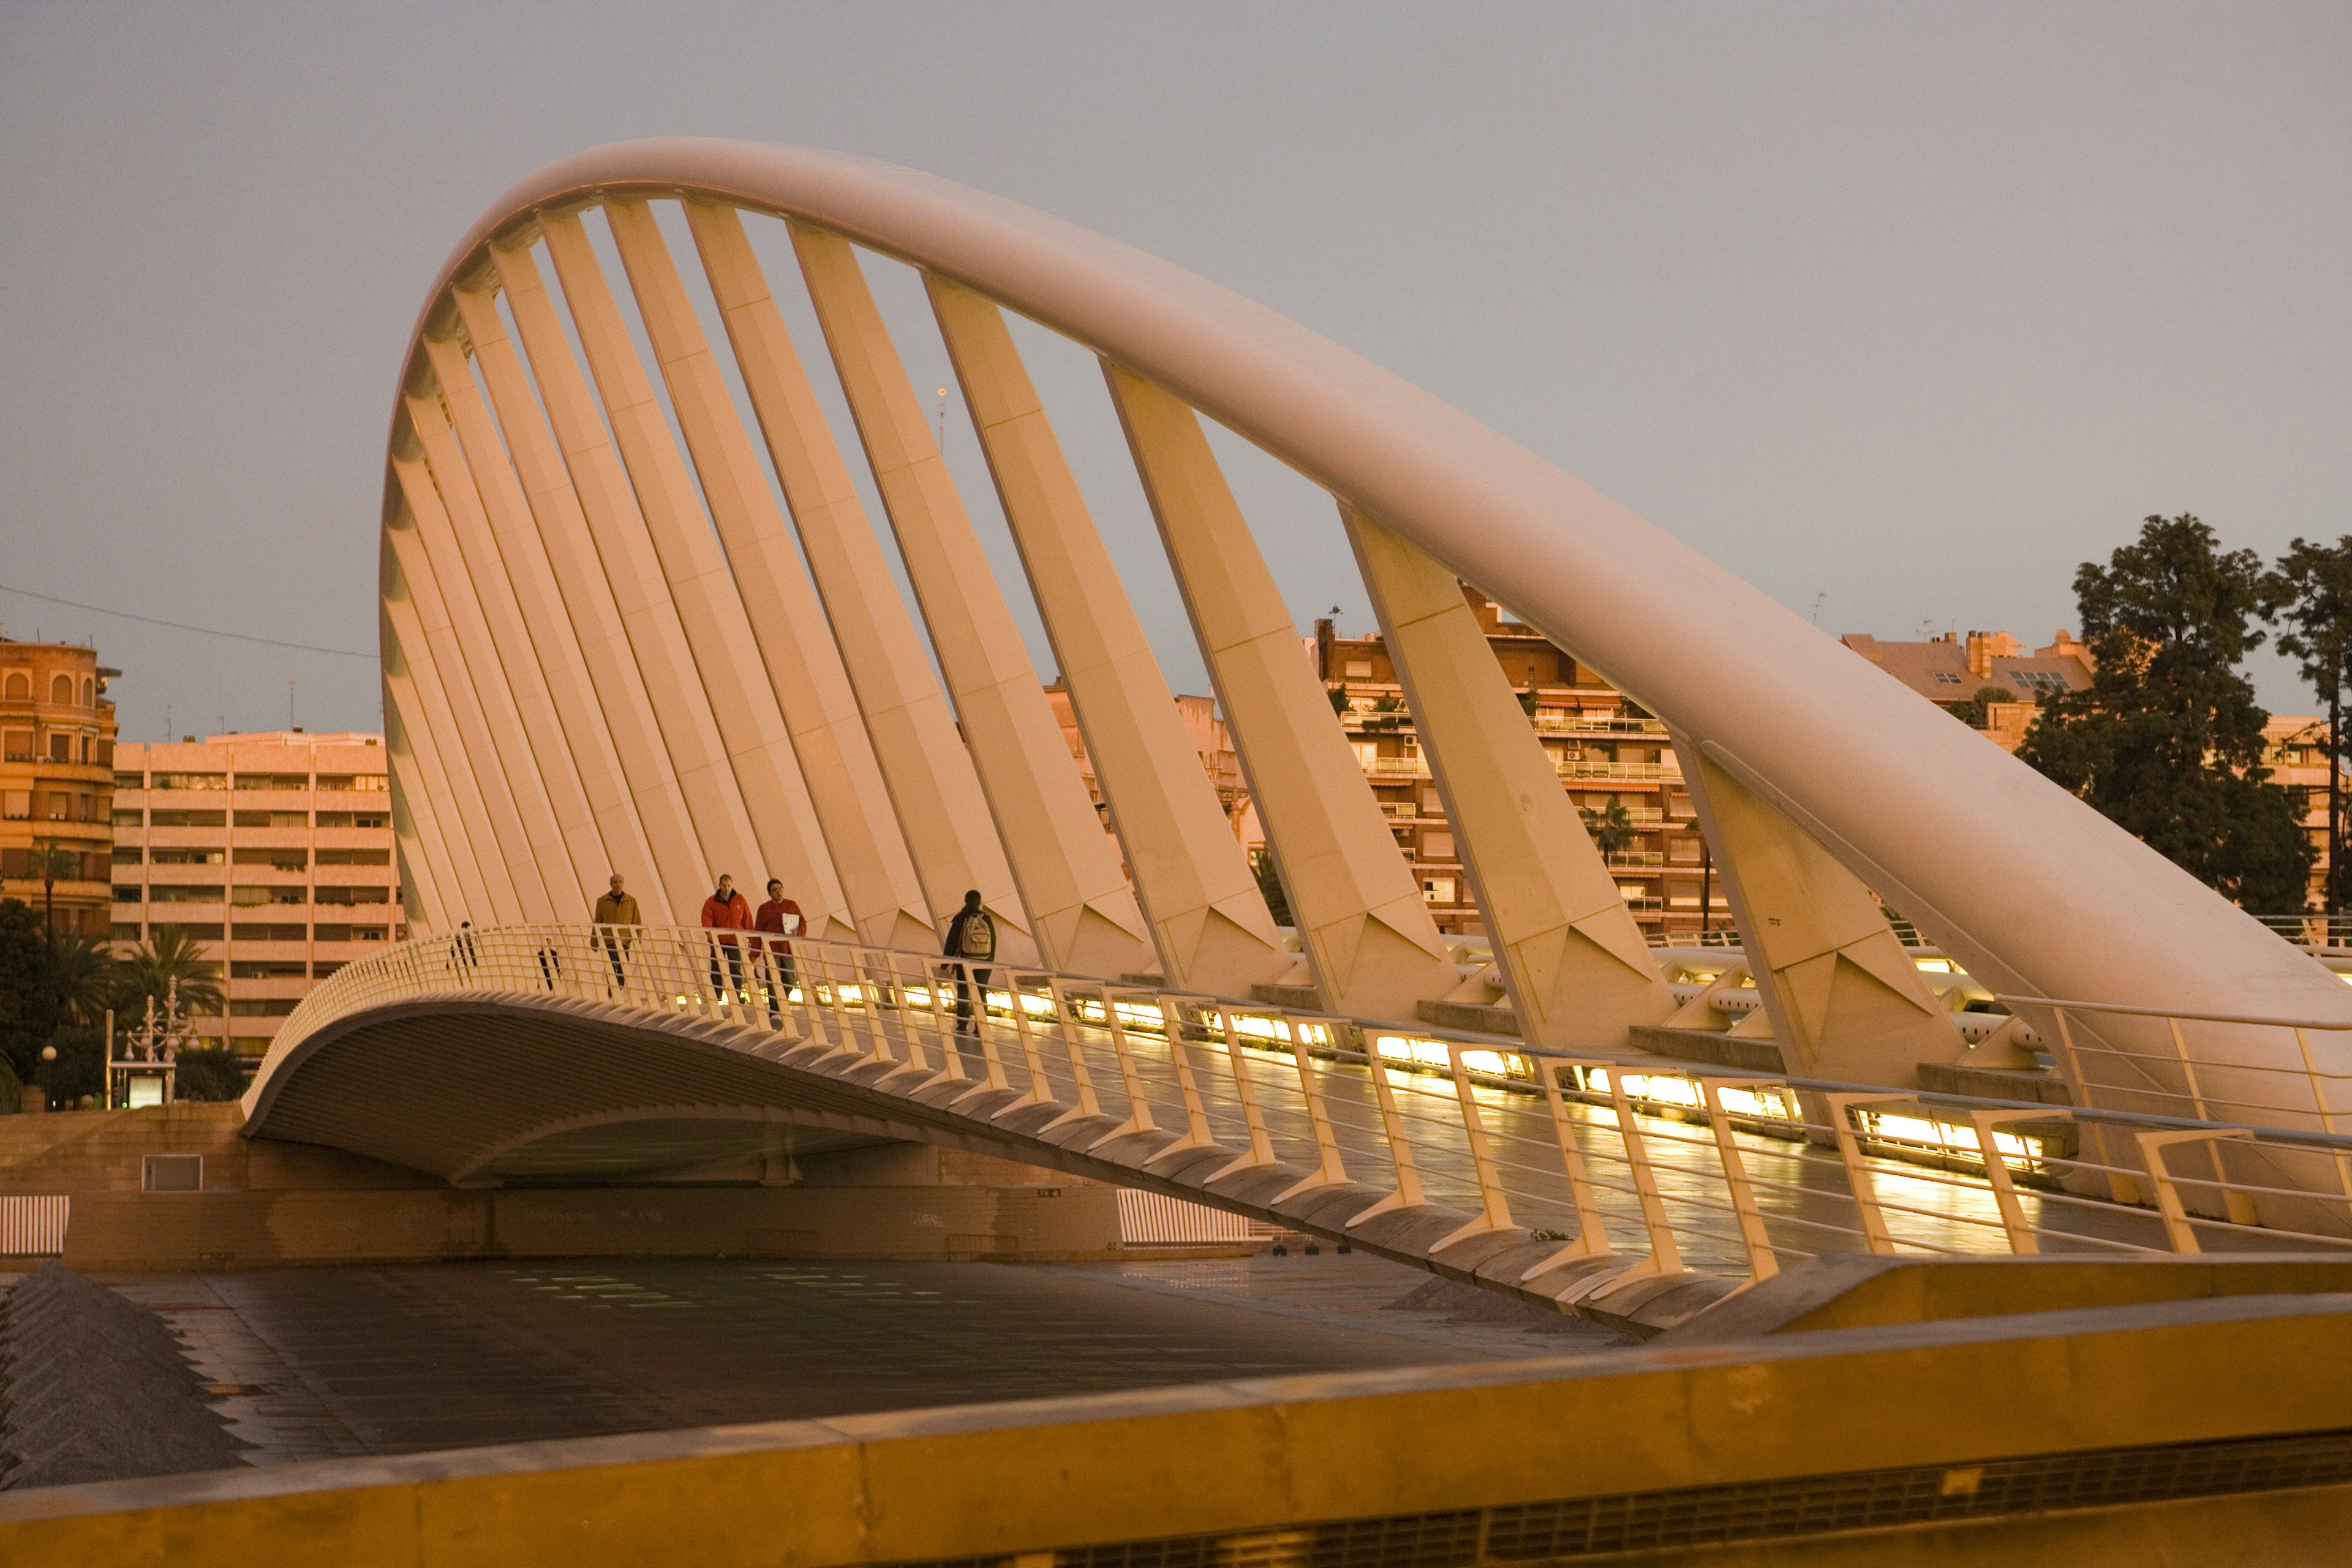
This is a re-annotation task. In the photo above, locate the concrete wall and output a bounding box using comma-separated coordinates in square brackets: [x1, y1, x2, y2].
[0, 1104, 1122, 1270]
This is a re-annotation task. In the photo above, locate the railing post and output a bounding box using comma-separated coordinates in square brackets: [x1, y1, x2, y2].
[2165, 1015, 2209, 1120]
[993, 972, 1059, 1113]
[2135, 1128, 2258, 1252]
[1346, 1035, 1428, 1227]
[1142, 995, 1216, 1164]
[945, 959, 1014, 1101]
[1428, 1044, 1514, 1252]
[1084, 986, 1159, 1149]
[1272, 1016, 1351, 1203]
[1698, 1078, 1781, 1281]
[877, 951, 930, 1074]
[1552, 1064, 1685, 1303]
[1038, 976, 1105, 1131]
[1817, 1091, 1916, 1256]
[1520, 1057, 1615, 1281]
[853, 949, 899, 1070]
[818, 946, 865, 1060]
[1206, 1007, 1279, 1181]
[1966, 1107, 2072, 1254]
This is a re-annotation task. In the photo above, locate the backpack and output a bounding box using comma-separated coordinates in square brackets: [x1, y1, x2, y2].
[959, 910, 996, 961]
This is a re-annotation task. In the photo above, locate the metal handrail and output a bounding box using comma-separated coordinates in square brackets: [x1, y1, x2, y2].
[250, 924, 2352, 1286]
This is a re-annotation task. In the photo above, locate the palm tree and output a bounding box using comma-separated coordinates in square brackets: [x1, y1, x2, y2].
[114, 927, 224, 1022]
[47, 931, 119, 1027]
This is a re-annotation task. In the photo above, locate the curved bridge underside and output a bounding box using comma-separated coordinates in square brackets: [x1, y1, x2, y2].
[252, 980, 1738, 1335]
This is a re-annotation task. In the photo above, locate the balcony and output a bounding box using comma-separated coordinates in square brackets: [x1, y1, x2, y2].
[1556, 760, 1676, 781]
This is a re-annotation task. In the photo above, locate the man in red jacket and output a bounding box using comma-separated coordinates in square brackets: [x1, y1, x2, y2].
[753, 878, 803, 1028]
[700, 873, 753, 1003]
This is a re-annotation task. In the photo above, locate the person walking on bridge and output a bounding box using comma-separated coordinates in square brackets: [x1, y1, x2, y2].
[753, 878, 802, 1028]
[701, 874, 753, 1005]
[594, 874, 641, 995]
[942, 889, 995, 1037]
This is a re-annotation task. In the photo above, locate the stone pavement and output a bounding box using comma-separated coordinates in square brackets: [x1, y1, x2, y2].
[55, 1252, 1628, 1468]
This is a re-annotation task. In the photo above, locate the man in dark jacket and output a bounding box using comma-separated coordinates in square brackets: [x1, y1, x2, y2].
[942, 889, 995, 1036]
[701, 874, 753, 1003]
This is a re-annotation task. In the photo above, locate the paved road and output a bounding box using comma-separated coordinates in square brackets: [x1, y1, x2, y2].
[88, 1253, 1629, 1467]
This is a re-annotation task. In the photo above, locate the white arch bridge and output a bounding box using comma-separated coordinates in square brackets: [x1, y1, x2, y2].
[245, 139, 2352, 1307]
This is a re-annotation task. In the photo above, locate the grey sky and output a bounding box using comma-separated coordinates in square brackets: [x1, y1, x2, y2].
[2, 1, 2345, 746]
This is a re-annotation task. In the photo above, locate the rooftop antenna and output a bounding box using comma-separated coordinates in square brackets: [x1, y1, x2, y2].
[288, 678, 296, 731]
[1811, 591, 1826, 626]
[937, 386, 948, 450]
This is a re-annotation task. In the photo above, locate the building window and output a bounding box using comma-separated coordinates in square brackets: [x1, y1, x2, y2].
[112, 846, 142, 864]
[312, 961, 344, 979]
[229, 998, 299, 1017]
[233, 848, 309, 870]
[114, 772, 143, 790]
[314, 885, 389, 906]
[50, 675, 72, 706]
[111, 922, 143, 941]
[230, 960, 309, 979]
[352, 812, 388, 830]
[1344, 661, 1374, 679]
[150, 846, 225, 865]
[153, 922, 224, 942]
[1422, 831, 1456, 861]
[2, 791, 27, 821]
[1934, 673, 1962, 685]
[111, 884, 144, 903]
[231, 886, 307, 907]
[80, 677, 92, 707]
[149, 885, 223, 903]
[2, 673, 26, 700]
[153, 773, 228, 791]
[315, 848, 388, 866]
[2, 731, 30, 762]
[232, 922, 308, 941]
[239, 773, 310, 791]
[234, 809, 308, 828]
[48, 733, 70, 763]
[1421, 876, 1457, 904]
[149, 809, 227, 827]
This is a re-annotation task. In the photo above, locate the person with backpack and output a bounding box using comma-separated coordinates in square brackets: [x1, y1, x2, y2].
[701, 873, 754, 1003]
[941, 889, 995, 1036]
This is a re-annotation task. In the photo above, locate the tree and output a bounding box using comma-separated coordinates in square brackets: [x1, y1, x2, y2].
[2261, 537, 2352, 916]
[1580, 802, 1638, 856]
[113, 926, 225, 1023]
[2019, 514, 2314, 911]
[47, 932, 119, 1028]
[35, 1023, 104, 1109]
[28, 838, 80, 934]
[0, 899, 64, 1087]
[172, 1048, 248, 1103]
[1948, 684, 2016, 731]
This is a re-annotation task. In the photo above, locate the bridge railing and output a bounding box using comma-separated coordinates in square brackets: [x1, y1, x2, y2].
[258, 925, 2352, 1289]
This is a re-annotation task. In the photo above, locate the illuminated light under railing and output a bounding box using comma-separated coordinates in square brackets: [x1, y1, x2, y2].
[1855, 1109, 2057, 1172]
[1372, 1035, 1521, 1077]
[1580, 1068, 1796, 1122]
[1914, 958, 1954, 973]
[1069, 997, 1172, 1033]
[1227, 1013, 1333, 1048]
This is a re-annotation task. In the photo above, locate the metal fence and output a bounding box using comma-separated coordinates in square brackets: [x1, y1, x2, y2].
[258, 925, 2352, 1291]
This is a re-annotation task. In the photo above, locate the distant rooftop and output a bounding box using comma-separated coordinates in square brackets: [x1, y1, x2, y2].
[1841, 628, 2094, 706]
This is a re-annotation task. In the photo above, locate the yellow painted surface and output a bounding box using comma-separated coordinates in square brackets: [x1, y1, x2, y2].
[4, 1297, 2345, 1566]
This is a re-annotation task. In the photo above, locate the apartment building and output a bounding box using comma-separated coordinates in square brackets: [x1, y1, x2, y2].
[1847, 627, 2338, 910]
[110, 731, 404, 1058]
[1313, 589, 1722, 940]
[0, 636, 120, 936]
